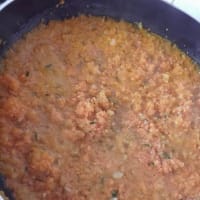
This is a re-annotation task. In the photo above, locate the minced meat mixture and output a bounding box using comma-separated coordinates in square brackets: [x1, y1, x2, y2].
[0, 16, 200, 200]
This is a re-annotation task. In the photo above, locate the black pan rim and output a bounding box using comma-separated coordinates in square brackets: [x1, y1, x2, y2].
[0, 0, 200, 199]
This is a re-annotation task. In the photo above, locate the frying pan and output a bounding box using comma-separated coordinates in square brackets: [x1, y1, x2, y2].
[0, 0, 200, 199]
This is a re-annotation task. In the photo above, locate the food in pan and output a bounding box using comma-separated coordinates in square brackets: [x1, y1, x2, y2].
[0, 16, 200, 200]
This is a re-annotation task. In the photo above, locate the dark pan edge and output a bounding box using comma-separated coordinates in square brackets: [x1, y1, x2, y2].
[0, 0, 200, 199]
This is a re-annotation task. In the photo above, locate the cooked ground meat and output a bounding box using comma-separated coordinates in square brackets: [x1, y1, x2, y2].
[0, 16, 200, 200]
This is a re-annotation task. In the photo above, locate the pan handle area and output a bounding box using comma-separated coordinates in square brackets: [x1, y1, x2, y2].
[0, 175, 14, 200]
[0, 0, 15, 11]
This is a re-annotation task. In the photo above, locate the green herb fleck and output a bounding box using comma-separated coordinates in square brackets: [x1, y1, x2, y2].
[148, 161, 155, 167]
[25, 71, 30, 77]
[100, 176, 105, 185]
[24, 166, 29, 173]
[162, 151, 171, 159]
[112, 189, 118, 198]
[34, 132, 38, 141]
[143, 143, 151, 148]
[45, 64, 52, 68]
[90, 121, 96, 125]
[115, 76, 120, 82]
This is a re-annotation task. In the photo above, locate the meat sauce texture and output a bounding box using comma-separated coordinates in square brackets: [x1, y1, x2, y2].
[0, 16, 200, 200]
